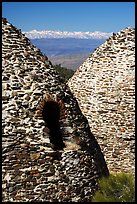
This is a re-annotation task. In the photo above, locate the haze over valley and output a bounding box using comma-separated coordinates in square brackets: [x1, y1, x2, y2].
[29, 37, 107, 70]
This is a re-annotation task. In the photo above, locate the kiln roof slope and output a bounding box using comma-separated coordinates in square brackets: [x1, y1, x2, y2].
[68, 27, 135, 173]
[2, 17, 109, 202]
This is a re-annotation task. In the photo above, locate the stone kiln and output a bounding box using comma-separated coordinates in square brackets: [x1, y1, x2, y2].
[2, 18, 109, 202]
[68, 27, 135, 174]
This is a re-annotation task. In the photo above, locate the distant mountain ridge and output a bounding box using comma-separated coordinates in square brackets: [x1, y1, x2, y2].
[24, 30, 113, 70]
[24, 30, 113, 39]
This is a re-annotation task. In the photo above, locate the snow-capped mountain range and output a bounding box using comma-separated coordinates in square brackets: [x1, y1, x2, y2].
[23, 30, 113, 39]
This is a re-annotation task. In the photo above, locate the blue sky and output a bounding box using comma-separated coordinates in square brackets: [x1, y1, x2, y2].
[2, 2, 135, 33]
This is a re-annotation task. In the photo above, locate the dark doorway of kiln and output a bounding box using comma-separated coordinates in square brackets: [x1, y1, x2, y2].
[42, 101, 65, 150]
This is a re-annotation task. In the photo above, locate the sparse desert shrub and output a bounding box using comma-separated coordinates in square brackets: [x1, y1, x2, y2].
[92, 172, 135, 202]
[54, 64, 74, 82]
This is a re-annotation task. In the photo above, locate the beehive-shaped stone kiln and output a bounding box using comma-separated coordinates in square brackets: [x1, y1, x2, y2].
[2, 17, 109, 202]
[68, 27, 135, 174]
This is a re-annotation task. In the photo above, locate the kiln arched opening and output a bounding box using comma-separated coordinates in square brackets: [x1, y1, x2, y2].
[42, 100, 66, 150]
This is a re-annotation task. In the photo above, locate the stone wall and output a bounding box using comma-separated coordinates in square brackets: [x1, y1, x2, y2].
[68, 27, 135, 173]
[2, 17, 109, 202]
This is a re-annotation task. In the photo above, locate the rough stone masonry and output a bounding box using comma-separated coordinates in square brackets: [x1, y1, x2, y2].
[68, 27, 135, 174]
[2, 17, 109, 202]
